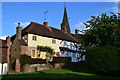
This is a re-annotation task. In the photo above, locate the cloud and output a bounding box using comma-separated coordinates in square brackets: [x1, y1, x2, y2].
[0, 36, 7, 40]
[14, 22, 30, 28]
[74, 22, 86, 31]
[112, 6, 118, 12]
[111, 2, 118, 13]
[100, 3, 118, 13]
[118, 1, 120, 12]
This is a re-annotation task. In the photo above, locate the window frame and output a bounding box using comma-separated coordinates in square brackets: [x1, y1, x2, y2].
[32, 36, 37, 41]
[32, 49, 36, 58]
[52, 39, 56, 44]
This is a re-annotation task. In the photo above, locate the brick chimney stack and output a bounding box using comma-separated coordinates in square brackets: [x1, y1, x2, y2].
[6, 36, 11, 47]
[16, 23, 22, 40]
[6, 36, 11, 72]
[43, 20, 48, 26]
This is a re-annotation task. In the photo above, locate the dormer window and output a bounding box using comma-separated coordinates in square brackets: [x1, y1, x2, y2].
[52, 39, 56, 44]
[32, 36, 37, 41]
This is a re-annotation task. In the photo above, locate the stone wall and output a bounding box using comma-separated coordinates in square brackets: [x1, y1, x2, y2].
[22, 63, 54, 73]
[53, 63, 71, 69]
[11, 38, 21, 59]
[21, 46, 28, 55]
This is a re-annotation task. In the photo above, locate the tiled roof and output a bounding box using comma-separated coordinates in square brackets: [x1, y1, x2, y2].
[18, 38, 28, 46]
[12, 22, 79, 43]
[59, 47, 80, 53]
[71, 34, 85, 42]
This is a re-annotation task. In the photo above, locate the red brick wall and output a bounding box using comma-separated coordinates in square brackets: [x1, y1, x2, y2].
[0, 47, 7, 63]
[15, 59, 20, 72]
[6, 36, 11, 64]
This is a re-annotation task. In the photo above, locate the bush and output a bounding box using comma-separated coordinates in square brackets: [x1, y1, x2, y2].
[53, 57, 71, 63]
[37, 45, 54, 55]
[19, 55, 46, 64]
[85, 46, 120, 76]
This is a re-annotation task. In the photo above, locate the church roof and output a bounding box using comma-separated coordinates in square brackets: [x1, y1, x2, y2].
[61, 5, 71, 33]
[12, 22, 78, 43]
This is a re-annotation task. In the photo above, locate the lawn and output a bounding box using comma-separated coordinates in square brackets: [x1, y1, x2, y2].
[2, 68, 120, 80]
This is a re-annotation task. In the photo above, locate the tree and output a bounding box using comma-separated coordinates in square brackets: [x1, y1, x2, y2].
[82, 12, 120, 47]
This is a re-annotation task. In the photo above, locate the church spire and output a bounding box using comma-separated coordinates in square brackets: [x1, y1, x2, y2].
[61, 4, 71, 34]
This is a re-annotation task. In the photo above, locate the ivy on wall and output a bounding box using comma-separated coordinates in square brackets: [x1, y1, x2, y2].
[37, 45, 54, 55]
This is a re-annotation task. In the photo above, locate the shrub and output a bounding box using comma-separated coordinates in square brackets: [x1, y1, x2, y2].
[19, 55, 46, 64]
[53, 57, 71, 63]
[85, 46, 120, 76]
[37, 45, 54, 55]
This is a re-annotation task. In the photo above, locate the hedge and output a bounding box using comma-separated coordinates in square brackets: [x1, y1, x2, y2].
[53, 57, 71, 63]
[19, 55, 46, 64]
[85, 46, 120, 76]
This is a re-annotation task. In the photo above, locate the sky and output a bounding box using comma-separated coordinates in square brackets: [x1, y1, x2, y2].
[0, 1, 119, 39]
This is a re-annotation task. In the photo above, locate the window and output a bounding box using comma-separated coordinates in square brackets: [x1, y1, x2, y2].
[52, 39, 56, 44]
[32, 50, 36, 58]
[32, 36, 37, 41]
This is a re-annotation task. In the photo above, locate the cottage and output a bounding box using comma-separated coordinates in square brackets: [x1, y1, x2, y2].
[8, 6, 85, 72]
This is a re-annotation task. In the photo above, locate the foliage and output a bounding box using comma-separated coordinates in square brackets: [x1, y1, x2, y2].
[19, 55, 46, 64]
[82, 12, 120, 47]
[53, 57, 71, 63]
[37, 45, 54, 55]
[85, 46, 120, 76]
[19, 55, 32, 64]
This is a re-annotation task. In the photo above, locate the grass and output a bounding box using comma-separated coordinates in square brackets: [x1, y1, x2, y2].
[2, 67, 120, 80]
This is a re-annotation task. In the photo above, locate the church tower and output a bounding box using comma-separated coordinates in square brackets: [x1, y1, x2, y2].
[61, 5, 71, 34]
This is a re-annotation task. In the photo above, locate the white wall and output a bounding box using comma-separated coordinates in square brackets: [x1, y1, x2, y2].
[0, 63, 8, 75]
[60, 41, 79, 51]
[27, 34, 61, 52]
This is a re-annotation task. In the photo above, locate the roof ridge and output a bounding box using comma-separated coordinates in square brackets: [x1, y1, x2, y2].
[11, 21, 79, 43]
[31, 22, 79, 43]
[31, 22, 70, 34]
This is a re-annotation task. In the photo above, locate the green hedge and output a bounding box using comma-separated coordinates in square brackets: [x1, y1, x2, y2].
[85, 46, 120, 76]
[53, 57, 71, 63]
[19, 55, 46, 64]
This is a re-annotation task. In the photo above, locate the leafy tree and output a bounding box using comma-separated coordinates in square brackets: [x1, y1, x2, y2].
[82, 12, 120, 47]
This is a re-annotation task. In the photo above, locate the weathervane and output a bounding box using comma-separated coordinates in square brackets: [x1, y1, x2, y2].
[43, 11, 48, 21]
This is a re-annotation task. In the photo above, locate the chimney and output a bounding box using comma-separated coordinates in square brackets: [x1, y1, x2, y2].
[43, 19, 48, 26]
[6, 36, 11, 72]
[75, 29, 79, 34]
[16, 23, 22, 40]
[6, 36, 11, 47]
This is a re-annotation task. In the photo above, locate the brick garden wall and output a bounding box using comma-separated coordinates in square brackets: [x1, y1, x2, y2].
[21, 64, 53, 73]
